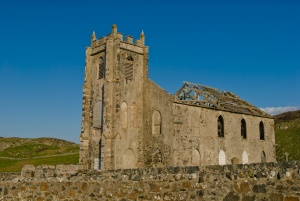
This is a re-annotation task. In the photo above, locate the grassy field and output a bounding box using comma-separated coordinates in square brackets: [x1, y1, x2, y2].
[275, 118, 300, 161]
[0, 154, 79, 172]
[0, 143, 78, 158]
[0, 137, 79, 172]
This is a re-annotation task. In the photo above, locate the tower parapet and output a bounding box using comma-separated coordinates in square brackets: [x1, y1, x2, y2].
[99, 36, 107, 45]
[125, 36, 133, 44]
[90, 25, 145, 50]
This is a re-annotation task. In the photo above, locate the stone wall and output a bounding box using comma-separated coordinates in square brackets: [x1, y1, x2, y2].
[172, 103, 276, 167]
[1, 162, 300, 200]
[143, 79, 174, 168]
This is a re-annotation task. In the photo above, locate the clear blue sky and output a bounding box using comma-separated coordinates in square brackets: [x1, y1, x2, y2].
[0, 0, 299, 143]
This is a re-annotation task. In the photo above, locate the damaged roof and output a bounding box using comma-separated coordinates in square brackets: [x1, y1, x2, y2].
[173, 82, 271, 118]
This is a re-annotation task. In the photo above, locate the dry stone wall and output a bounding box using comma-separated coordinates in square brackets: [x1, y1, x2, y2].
[1, 162, 300, 201]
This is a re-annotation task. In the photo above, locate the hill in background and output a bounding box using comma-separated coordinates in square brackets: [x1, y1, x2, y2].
[0, 137, 79, 172]
[274, 110, 300, 161]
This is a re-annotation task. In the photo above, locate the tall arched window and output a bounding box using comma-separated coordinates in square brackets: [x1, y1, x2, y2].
[93, 101, 102, 128]
[125, 56, 134, 81]
[242, 151, 248, 164]
[191, 149, 201, 166]
[152, 110, 161, 135]
[241, 119, 247, 139]
[98, 57, 105, 79]
[217, 115, 224, 137]
[121, 102, 128, 129]
[259, 121, 265, 140]
[219, 150, 226, 165]
[123, 148, 135, 169]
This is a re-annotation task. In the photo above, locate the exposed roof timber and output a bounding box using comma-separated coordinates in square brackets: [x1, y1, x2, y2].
[173, 82, 271, 118]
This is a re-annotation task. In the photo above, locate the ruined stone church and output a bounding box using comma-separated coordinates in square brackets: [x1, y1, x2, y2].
[79, 25, 275, 170]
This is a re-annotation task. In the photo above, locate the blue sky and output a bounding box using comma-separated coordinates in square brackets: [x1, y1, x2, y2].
[0, 0, 299, 143]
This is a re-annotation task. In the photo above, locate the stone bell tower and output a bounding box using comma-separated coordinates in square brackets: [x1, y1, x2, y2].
[80, 24, 149, 170]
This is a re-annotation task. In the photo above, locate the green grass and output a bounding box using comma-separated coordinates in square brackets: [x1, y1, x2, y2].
[0, 143, 78, 158]
[0, 153, 79, 172]
[0, 137, 79, 172]
[275, 119, 300, 161]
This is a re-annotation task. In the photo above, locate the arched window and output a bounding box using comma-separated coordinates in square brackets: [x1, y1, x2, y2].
[218, 150, 226, 165]
[241, 119, 247, 139]
[191, 149, 201, 166]
[123, 148, 135, 169]
[259, 121, 265, 140]
[130, 103, 137, 128]
[125, 56, 134, 81]
[242, 151, 248, 164]
[121, 102, 128, 129]
[217, 115, 224, 137]
[98, 57, 105, 79]
[152, 110, 161, 135]
[93, 101, 102, 128]
[94, 158, 100, 170]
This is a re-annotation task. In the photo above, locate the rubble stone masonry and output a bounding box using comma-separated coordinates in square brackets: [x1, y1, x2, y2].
[1, 162, 300, 200]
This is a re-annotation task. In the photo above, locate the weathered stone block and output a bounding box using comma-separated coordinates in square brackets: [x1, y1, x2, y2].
[69, 189, 76, 197]
[3, 188, 8, 195]
[207, 165, 224, 171]
[269, 193, 284, 201]
[81, 182, 88, 191]
[242, 195, 256, 201]
[223, 191, 239, 201]
[149, 183, 160, 192]
[21, 164, 35, 178]
[196, 190, 204, 196]
[40, 182, 49, 191]
[252, 184, 267, 193]
[284, 196, 299, 201]
[234, 181, 251, 193]
[277, 185, 288, 191]
[186, 166, 199, 174]
[181, 181, 191, 189]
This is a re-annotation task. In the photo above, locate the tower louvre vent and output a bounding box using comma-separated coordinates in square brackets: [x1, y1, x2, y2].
[125, 63, 133, 80]
[98, 57, 105, 79]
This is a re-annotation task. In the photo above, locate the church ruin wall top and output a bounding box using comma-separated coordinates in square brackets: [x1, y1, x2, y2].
[174, 81, 272, 118]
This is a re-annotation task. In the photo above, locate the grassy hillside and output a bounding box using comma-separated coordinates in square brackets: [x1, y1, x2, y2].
[274, 110, 300, 161]
[0, 137, 79, 172]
